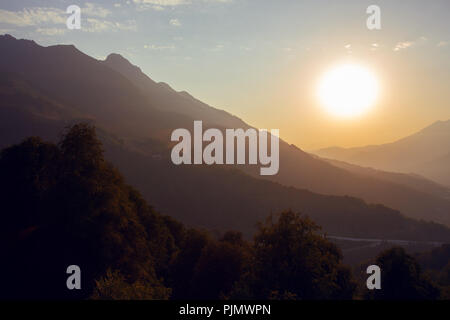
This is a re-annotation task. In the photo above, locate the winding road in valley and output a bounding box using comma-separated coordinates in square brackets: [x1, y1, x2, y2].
[327, 235, 447, 247]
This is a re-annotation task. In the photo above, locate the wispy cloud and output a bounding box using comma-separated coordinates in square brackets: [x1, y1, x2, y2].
[209, 44, 225, 52]
[132, 0, 233, 10]
[84, 19, 137, 33]
[133, 0, 231, 5]
[344, 44, 352, 54]
[133, 0, 189, 10]
[393, 41, 414, 51]
[393, 36, 427, 52]
[437, 41, 448, 48]
[83, 3, 112, 18]
[133, 0, 190, 5]
[0, 5, 136, 34]
[0, 28, 15, 35]
[144, 44, 175, 50]
[0, 7, 66, 27]
[169, 18, 181, 27]
[36, 27, 66, 35]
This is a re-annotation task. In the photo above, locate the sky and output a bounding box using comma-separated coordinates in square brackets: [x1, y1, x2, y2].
[1, 0, 449, 149]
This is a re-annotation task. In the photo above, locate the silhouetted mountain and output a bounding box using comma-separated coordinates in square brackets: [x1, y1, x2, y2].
[102, 53, 248, 129]
[0, 34, 192, 141]
[315, 120, 450, 186]
[103, 136, 450, 241]
[99, 45, 450, 226]
[1, 34, 450, 229]
[317, 156, 450, 200]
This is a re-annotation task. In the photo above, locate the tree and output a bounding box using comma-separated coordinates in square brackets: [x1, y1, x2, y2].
[91, 269, 170, 300]
[168, 228, 211, 299]
[232, 210, 356, 299]
[0, 123, 170, 299]
[189, 231, 250, 299]
[366, 247, 440, 300]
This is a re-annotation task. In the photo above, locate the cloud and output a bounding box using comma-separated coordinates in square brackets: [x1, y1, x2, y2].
[0, 6, 136, 34]
[83, 3, 112, 18]
[133, 0, 233, 10]
[393, 41, 414, 51]
[36, 27, 66, 35]
[0, 4, 111, 27]
[370, 43, 379, 51]
[437, 41, 448, 48]
[209, 44, 224, 52]
[144, 44, 175, 50]
[133, 0, 189, 10]
[133, 0, 190, 5]
[84, 19, 137, 32]
[0, 7, 65, 27]
[393, 36, 427, 52]
[0, 28, 14, 35]
[169, 18, 181, 26]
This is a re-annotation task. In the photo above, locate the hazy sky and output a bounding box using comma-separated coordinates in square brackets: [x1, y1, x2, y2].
[1, 0, 449, 149]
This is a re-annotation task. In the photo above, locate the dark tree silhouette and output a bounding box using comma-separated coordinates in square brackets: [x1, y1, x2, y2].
[0, 124, 362, 300]
[0, 124, 170, 299]
[366, 247, 440, 300]
[231, 210, 356, 299]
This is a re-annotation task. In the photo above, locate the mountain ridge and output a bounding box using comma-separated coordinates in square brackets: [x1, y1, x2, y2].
[1, 34, 450, 227]
[315, 120, 450, 186]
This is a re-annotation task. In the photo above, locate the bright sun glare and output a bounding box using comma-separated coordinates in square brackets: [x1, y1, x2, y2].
[317, 64, 379, 118]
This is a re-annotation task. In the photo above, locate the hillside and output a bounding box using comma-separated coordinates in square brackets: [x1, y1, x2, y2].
[315, 120, 450, 186]
[1, 34, 450, 227]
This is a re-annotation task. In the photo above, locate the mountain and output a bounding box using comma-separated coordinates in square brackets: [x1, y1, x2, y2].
[315, 120, 450, 186]
[317, 156, 450, 200]
[2, 74, 449, 241]
[102, 53, 247, 129]
[1, 34, 450, 230]
[103, 136, 450, 241]
[100, 46, 450, 226]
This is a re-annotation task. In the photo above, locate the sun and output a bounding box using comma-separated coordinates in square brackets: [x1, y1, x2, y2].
[317, 63, 379, 118]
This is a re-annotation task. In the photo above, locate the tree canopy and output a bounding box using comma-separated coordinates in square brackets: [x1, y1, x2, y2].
[0, 123, 445, 300]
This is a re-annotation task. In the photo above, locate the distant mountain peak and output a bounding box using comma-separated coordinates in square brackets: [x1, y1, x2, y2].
[178, 90, 195, 100]
[103, 52, 158, 86]
[104, 53, 142, 72]
[1, 34, 16, 40]
[0, 34, 82, 57]
[105, 53, 131, 64]
[48, 43, 79, 53]
[0, 33, 37, 47]
[103, 53, 180, 95]
[418, 119, 450, 135]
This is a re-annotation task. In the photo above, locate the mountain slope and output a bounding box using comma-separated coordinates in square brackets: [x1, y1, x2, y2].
[102, 53, 247, 129]
[103, 136, 450, 242]
[317, 156, 450, 200]
[315, 120, 450, 186]
[4, 72, 450, 242]
[1, 34, 450, 227]
[99, 47, 450, 226]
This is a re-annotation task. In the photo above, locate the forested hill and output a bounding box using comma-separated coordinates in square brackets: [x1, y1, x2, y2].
[1, 34, 450, 226]
[1, 124, 448, 300]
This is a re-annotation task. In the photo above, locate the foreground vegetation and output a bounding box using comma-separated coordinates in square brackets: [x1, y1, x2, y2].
[0, 124, 448, 300]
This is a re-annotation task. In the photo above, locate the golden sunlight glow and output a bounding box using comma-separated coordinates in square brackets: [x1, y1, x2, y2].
[317, 64, 379, 118]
